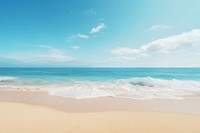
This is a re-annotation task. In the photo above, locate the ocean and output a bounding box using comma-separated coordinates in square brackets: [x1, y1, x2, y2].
[0, 68, 200, 99]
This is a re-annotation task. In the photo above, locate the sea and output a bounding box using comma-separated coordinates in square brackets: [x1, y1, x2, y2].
[0, 68, 200, 100]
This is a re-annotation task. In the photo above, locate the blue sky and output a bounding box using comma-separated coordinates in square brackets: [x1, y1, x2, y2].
[0, 0, 200, 67]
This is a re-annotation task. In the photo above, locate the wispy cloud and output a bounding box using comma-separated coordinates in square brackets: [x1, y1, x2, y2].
[90, 23, 106, 34]
[66, 34, 89, 42]
[145, 24, 169, 31]
[6, 45, 74, 65]
[38, 44, 52, 49]
[70, 45, 80, 49]
[0, 57, 22, 66]
[112, 29, 200, 60]
[37, 45, 73, 62]
[77, 34, 90, 39]
[67, 23, 106, 41]
[83, 9, 96, 15]
[65, 35, 77, 42]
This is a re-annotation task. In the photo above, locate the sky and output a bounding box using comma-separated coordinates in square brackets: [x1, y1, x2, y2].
[0, 0, 200, 67]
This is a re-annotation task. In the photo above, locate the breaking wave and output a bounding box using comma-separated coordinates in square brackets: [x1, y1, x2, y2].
[47, 77, 200, 99]
[1, 77, 200, 99]
[0, 76, 17, 82]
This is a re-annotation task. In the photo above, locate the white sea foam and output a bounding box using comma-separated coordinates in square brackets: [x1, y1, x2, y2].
[0, 76, 17, 82]
[1, 77, 200, 99]
[47, 77, 200, 99]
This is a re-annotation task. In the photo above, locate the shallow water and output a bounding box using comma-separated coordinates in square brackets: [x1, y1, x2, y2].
[0, 68, 200, 99]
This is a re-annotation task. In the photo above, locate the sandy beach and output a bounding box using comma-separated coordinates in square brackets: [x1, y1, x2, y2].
[1, 0, 200, 132]
[1, 101, 200, 133]
[0, 90, 200, 133]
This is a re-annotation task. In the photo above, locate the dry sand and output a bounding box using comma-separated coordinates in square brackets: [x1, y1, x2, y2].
[1, 102, 200, 133]
[0, 90, 200, 133]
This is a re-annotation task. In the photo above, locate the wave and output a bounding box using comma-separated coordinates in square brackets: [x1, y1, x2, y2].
[1, 77, 200, 99]
[0, 76, 17, 82]
[47, 77, 200, 99]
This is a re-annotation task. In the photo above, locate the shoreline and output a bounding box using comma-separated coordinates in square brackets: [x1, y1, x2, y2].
[0, 90, 200, 114]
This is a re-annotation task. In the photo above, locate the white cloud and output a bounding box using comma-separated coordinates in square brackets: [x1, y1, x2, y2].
[90, 23, 106, 34]
[67, 23, 106, 40]
[77, 34, 90, 39]
[112, 47, 148, 59]
[145, 24, 169, 31]
[112, 29, 200, 60]
[70, 46, 80, 49]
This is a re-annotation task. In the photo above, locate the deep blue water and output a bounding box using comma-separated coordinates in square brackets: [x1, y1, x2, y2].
[0, 68, 200, 81]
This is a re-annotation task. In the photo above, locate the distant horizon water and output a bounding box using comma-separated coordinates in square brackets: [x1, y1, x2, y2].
[0, 68, 200, 100]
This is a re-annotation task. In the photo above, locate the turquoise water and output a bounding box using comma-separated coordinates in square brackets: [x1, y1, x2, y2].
[0, 68, 200, 99]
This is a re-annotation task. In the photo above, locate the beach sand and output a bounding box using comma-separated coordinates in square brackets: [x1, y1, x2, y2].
[0, 90, 200, 133]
